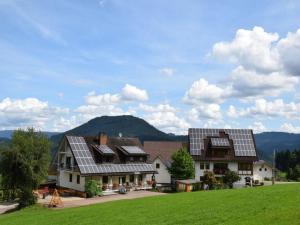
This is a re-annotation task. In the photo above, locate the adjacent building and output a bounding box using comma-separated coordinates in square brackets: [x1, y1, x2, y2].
[143, 141, 185, 184]
[253, 160, 273, 181]
[189, 128, 258, 183]
[57, 133, 156, 193]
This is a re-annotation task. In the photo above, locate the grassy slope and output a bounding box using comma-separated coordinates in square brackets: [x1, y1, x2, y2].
[1, 184, 300, 225]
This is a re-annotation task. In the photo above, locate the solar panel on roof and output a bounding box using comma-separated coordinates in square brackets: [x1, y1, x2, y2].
[188, 128, 256, 157]
[211, 138, 230, 147]
[94, 145, 115, 154]
[121, 146, 146, 155]
[66, 136, 99, 174]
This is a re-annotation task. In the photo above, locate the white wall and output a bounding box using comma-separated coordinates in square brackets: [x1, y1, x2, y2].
[58, 171, 85, 192]
[253, 164, 273, 181]
[146, 158, 171, 184]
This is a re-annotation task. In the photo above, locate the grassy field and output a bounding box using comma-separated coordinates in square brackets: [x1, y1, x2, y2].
[0, 184, 299, 225]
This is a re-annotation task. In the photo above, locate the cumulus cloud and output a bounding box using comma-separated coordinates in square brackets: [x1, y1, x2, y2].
[248, 121, 266, 133]
[228, 98, 300, 120]
[280, 123, 300, 133]
[0, 97, 69, 130]
[277, 28, 300, 76]
[209, 26, 300, 101]
[230, 66, 298, 98]
[183, 78, 229, 104]
[188, 103, 222, 120]
[213, 26, 281, 73]
[121, 84, 148, 101]
[139, 103, 190, 134]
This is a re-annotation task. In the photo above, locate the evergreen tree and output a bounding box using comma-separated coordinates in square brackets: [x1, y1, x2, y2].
[168, 147, 195, 180]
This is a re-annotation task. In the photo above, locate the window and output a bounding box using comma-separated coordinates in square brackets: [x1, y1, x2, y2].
[103, 176, 108, 184]
[265, 168, 267, 171]
[200, 163, 209, 170]
[77, 175, 80, 184]
[156, 163, 160, 169]
[130, 156, 134, 161]
[259, 168, 262, 171]
[69, 174, 73, 182]
[205, 163, 210, 170]
[200, 163, 205, 170]
[66, 157, 71, 169]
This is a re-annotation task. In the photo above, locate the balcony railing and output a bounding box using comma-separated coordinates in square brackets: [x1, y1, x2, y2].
[59, 163, 79, 171]
[238, 170, 252, 175]
[213, 168, 228, 175]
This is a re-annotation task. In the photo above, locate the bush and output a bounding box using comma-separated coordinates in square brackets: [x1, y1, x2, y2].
[223, 170, 240, 188]
[202, 171, 217, 190]
[85, 180, 101, 198]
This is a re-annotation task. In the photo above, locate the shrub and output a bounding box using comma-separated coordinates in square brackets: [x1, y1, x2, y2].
[223, 170, 240, 188]
[202, 171, 217, 190]
[85, 180, 101, 198]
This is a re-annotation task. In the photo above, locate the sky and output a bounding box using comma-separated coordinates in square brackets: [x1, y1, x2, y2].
[1, 0, 300, 134]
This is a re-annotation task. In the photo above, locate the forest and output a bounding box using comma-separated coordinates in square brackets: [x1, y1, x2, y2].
[276, 150, 300, 181]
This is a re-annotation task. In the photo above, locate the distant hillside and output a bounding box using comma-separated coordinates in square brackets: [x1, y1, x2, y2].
[0, 130, 60, 139]
[254, 132, 300, 161]
[51, 115, 173, 144]
[50, 115, 179, 156]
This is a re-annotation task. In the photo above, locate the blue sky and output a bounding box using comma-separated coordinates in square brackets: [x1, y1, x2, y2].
[1, 0, 300, 134]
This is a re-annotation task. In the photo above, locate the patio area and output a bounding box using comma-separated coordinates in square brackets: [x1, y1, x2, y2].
[39, 190, 166, 208]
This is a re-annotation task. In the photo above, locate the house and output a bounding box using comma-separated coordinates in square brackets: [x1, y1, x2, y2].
[189, 128, 258, 184]
[57, 133, 156, 194]
[143, 141, 184, 184]
[253, 160, 273, 181]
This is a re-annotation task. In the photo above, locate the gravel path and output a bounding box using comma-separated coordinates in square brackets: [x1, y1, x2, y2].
[51, 191, 166, 209]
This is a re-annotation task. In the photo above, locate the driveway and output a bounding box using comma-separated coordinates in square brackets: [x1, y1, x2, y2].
[40, 191, 166, 209]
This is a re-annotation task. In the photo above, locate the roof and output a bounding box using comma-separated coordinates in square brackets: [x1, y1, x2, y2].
[189, 128, 257, 157]
[92, 144, 115, 155]
[119, 146, 147, 155]
[254, 160, 273, 168]
[65, 135, 155, 175]
[176, 179, 201, 184]
[211, 137, 230, 147]
[143, 141, 184, 166]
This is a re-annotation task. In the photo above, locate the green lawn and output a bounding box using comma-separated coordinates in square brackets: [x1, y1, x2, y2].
[0, 184, 300, 225]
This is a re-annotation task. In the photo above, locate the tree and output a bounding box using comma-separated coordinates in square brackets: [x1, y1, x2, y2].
[223, 170, 241, 188]
[85, 180, 101, 198]
[0, 128, 51, 208]
[202, 171, 217, 189]
[168, 147, 195, 180]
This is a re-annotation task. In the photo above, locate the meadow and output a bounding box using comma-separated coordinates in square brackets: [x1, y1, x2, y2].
[0, 184, 299, 225]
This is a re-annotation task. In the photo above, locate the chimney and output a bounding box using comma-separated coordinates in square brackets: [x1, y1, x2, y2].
[99, 132, 108, 145]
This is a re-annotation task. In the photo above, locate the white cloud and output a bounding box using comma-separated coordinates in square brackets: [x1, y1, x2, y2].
[83, 84, 148, 106]
[189, 103, 222, 120]
[159, 67, 175, 76]
[227, 105, 239, 118]
[0, 97, 69, 130]
[212, 26, 281, 73]
[85, 92, 121, 105]
[230, 98, 300, 120]
[280, 123, 300, 133]
[121, 84, 148, 101]
[248, 121, 266, 133]
[277, 28, 300, 76]
[230, 66, 298, 98]
[139, 103, 190, 134]
[183, 78, 229, 104]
